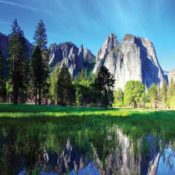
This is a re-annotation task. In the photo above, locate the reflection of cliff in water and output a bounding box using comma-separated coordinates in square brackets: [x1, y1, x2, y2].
[0, 123, 175, 175]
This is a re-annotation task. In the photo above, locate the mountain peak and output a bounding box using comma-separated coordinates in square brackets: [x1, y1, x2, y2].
[49, 42, 95, 76]
[105, 33, 118, 49]
[97, 33, 119, 60]
[93, 33, 166, 89]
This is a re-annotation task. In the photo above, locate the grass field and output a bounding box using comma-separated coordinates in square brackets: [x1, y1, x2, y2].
[0, 103, 175, 141]
[0, 103, 164, 117]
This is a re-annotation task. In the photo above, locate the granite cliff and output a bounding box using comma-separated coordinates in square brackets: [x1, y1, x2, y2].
[49, 42, 95, 77]
[93, 33, 166, 89]
[0, 32, 169, 88]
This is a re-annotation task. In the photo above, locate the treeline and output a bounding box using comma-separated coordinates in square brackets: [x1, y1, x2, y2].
[114, 80, 175, 109]
[0, 19, 115, 108]
[0, 19, 175, 109]
[0, 19, 49, 105]
[49, 65, 115, 108]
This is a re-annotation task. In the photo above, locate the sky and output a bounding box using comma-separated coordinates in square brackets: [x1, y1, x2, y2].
[0, 0, 175, 71]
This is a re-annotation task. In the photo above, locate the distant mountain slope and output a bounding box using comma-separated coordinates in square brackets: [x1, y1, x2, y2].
[0, 33, 8, 58]
[49, 42, 95, 77]
[0, 32, 33, 58]
[0, 32, 171, 89]
[93, 33, 167, 89]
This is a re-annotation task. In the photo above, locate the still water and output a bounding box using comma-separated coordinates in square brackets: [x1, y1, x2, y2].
[0, 117, 175, 175]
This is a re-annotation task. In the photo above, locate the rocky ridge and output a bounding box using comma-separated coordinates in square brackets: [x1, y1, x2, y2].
[49, 42, 95, 77]
[0, 32, 171, 89]
[93, 33, 166, 89]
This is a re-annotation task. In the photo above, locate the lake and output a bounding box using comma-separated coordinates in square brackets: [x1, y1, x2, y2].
[0, 111, 175, 175]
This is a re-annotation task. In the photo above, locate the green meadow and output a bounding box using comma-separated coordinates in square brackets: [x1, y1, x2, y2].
[0, 103, 175, 140]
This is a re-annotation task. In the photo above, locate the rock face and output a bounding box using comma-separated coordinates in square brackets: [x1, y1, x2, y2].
[0, 32, 32, 58]
[93, 33, 119, 73]
[0, 32, 171, 86]
[49, 42, 95, 77]
[93, 34, 166, 89]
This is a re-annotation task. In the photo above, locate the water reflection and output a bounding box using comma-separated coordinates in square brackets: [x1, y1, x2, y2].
[17, 138, 100, 175]
[156, 147, 175, 175]
[0, 119, 175, 175]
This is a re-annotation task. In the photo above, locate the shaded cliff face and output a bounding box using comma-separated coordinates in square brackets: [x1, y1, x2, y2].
[0, 33, 8, 58]
[93, 34, 166, 89]
[49, 42, 95, 77]
[0, 32, 32, 58]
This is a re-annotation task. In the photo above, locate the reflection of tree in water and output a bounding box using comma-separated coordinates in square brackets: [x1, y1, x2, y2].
[0, 120, 108, 174]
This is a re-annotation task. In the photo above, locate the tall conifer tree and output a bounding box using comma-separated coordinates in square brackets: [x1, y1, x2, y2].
[32, 20, 49, 105]
[9, 19, 29, 104]
[0, 49, 6, 101]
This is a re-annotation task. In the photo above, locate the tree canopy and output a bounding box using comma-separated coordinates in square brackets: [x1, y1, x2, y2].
[124, 81, 145, 108]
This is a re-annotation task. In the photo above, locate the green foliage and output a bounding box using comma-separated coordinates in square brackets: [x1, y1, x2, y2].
[94, 66, 115, 108]
[124, 81, 145, 108]
[74, 70, 94, 106]
[57, 64, 75, 105]
[160, 81, 167, 106]
[113, 89, 124, 107]
[167, 79, 175, 108]
[148, 84, 158, 108]
[49, 66, 60, 104]
[8, 19, 29, 104]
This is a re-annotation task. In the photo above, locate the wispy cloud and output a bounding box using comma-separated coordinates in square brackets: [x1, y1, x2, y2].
[0, 0, 78, 25]
[0, 0, 52, 14]
[0, 0, 69, 17]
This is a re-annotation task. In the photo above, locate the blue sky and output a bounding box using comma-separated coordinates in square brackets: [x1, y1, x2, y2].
[0, 0, 175, 70]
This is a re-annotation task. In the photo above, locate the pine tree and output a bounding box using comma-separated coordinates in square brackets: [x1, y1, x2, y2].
[0, 49, 6, 101]
[32, 20, 49, 105]
[94, 66, 115, 108]
[8, 19, 29, 104]
[31, 46, 42, 104]
[57, 64, 74, 106]
[33, 19, 47, 50]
